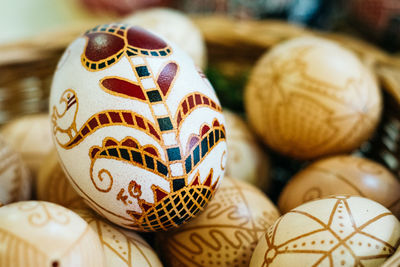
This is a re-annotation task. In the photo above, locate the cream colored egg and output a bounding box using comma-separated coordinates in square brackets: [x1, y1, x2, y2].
[50, 23, 227, 231]
[224, 109, 270, 190]
[0, 135, 31, 205]
[1, 113, 53, 175]
[76, 209, 163, 267]
[278, 155, 400, 218]
[250, 195, 400, 267]
[245, 36, 382, 160]
[37, 148, 87, 210]
[0, 201, 105, 267]
[123, 8, 207, 69]
[157, 176, 280, 267]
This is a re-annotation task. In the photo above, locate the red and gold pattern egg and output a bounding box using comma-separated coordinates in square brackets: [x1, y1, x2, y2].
[50, 24, 227, 231]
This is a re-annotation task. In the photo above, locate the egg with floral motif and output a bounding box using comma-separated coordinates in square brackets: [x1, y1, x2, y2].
[50, 23, 227, 231]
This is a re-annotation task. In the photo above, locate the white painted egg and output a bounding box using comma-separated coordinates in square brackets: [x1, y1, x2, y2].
[250, 195, 400, 267]
[0, 135, 31, 205]
[0, 201, 105, 267]
[76, 209, 163, 267]
[50, 23, 227, 231]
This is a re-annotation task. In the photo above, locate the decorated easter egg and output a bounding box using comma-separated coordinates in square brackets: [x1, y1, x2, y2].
[0, 201, 105, 267]
[37, 148, 87, 210]
[245, 36, 382, 160]
[223, 109, 270, 190]
[123, 8, 207, 69]
[0, 135, 31, 205]
[1, 113, 53, 175]
[278, 155, 400, 217]
[250, 195, 400, 267]
[76, 209, 163, 267]
[50, 23, 227, 231]
[157, 176, 280, 267]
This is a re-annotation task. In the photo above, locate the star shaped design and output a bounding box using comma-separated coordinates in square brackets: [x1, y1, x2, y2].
[262, 196, 398, 267]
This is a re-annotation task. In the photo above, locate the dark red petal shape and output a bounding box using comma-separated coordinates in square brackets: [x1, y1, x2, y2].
[157, 62, 178, 96]
[201, 125, 210, 137]
[101, 78, 146, 100]
[127, 26, 168, 50]
[84, 32, 125, 61]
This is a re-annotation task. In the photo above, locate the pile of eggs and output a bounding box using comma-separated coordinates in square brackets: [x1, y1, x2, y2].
[1, 7, 400, 267]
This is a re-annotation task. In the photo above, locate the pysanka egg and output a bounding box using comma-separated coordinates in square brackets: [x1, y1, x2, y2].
[245, 36, 382, 160]
[50, 23, 227, 231]
[250, 195, 400, 267]
[0, 201, 105, 267]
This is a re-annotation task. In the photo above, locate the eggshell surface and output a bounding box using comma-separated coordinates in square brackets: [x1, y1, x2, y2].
[157, 177, 280, 267]
[123, 8, 207, 69]
[250, 195, 400, 267]
[0, 201, 104, 267]
[1, 113, 53, 175]
[76, 209, 163, 267]
[50, 23, 227, 231]
[245, 37, 382, 160]
[0, 135, 31, 205]
[224, 110, 270, 190]
[37, 149, 87, 210]
[278, 155, 400, 218]
[382, 246, 400, 266]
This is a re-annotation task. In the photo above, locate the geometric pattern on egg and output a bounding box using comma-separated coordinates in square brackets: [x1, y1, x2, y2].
[50, 23, 227, 231]
[245, 37, 382, 160]
[250, 196, 400, 267]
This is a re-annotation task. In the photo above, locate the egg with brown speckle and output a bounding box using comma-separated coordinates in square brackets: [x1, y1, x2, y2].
[250, 195, 400, 267]
[157, 176, 280, 267]
[245, 36, 382, 160]
[278, 155, 400, 219]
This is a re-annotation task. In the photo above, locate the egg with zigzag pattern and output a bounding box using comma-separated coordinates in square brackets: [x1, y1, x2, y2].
[50, 23, 227, 231]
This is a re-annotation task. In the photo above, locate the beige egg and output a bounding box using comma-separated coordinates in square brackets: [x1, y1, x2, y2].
[37, 148, 87, 210]
[76, 209, 163, 267]
[0, 201, 105, 267]
[250, 195, 400, 267]
[157, 176, 280, 267]
[0, 135, 31, 205]
[224, 110, 270, 190]
[278, 155, 400, 218]
[0, 113, 53, 175]
[245, 36, 382, 160]
[123, 8, 207, 69]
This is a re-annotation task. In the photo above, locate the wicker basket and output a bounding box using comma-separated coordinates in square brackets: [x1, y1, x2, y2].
[1, 15, 400, 182]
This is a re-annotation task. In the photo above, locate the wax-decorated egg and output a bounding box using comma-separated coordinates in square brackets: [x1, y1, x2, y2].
[76, 209, 163, 267]
[0, 201, 105, 267]
[250, 195, 400, 267]
[50, 23, 227, 231]
[224, 109, 270, 190]
[0, 135, 31, 205]
[37, 149, 87, 210]
[278, 155, 400, 218]
[123, 8, 207, 69]
[157, 177, 280, 267]
[1, 113, 53, 175]
[245, 36, 382, 160]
